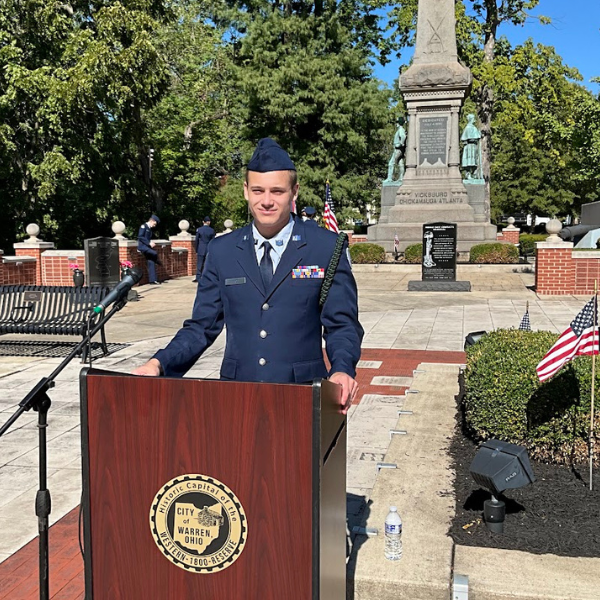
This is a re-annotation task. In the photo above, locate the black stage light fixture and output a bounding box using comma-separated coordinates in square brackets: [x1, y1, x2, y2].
[464, 330, 487, 350]
[469, 439, 535, 533]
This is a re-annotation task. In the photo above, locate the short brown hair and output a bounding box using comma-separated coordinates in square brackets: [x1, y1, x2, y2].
[245, 169, 297, 188]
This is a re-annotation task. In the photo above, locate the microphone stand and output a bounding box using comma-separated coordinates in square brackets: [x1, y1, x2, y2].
[0, 298, 128, 600]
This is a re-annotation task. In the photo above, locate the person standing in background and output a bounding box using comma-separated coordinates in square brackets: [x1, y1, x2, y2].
[194, 216, 216, 282]
[137, 214, 161, 285]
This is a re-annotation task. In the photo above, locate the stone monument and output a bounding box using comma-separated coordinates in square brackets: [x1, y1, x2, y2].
[369, 0, 497, 254]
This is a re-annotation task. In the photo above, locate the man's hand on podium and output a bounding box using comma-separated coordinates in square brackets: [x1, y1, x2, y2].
[329, 372, 358, 415]
[132, 358, 162, 376]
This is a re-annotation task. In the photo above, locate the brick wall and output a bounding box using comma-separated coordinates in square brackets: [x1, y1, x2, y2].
[573, 253, 600, 295]
[41, 253, 85, 286]
[3, 258, 37, 285]
[14, 244, 53, 285]
[498, 227, 520, 245]
[0, 250, 4, 285]
[171, 249, 189, 278]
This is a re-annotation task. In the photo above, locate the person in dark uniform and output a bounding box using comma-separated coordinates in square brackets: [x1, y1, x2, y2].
[193, 216, 216, 282]
[137, 214, 161, 284]
[301, 206, 318, 226]
[133, 138, 363, 410]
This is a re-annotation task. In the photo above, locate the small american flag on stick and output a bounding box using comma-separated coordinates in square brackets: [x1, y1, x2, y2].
[536, 296, 599, 382]
[324, 181, 339, 233]
[519, 302, 531, 331]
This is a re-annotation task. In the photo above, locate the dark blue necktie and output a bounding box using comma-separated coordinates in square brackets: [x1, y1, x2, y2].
[260, 241, 273, 288]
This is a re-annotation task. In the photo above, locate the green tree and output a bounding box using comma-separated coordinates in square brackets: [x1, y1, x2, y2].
[214, 0, 395, 222]
[0, 0, 170, 251]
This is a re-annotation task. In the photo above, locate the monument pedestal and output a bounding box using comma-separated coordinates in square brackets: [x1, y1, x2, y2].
[368, 0, 497, 254]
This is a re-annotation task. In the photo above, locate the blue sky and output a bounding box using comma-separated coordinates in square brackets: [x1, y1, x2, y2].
[373, 0, 600, 95]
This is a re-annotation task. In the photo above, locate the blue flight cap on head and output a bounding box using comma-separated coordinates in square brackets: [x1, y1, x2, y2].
[150, 214, 160, 224]
[302, 207, 316, 216]
[203, 216, 211, 222]
[247, 138, 296, 172]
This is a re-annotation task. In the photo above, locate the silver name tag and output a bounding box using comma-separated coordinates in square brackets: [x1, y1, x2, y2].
[225, 277, 247, 286]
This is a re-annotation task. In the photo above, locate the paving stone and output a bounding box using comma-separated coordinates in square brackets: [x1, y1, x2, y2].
[356, 360, 383, 369]
[370, 376, 412, 386]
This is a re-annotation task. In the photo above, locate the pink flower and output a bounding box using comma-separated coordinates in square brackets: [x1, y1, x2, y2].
[68, 263, 80, 270]
[120, 260, 133, 268]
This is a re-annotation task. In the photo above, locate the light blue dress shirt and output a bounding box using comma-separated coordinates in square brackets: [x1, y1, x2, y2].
[252, 216, 295, 273]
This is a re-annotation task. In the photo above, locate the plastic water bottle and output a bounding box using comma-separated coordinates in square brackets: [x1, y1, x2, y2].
[384, 506, 403, 560]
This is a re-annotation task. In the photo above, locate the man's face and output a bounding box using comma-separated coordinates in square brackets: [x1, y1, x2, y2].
[149, 219, 157, 228]
[244, 170, 299, 238]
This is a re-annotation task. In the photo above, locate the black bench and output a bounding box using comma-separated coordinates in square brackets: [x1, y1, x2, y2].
[0, 285, 111, 361]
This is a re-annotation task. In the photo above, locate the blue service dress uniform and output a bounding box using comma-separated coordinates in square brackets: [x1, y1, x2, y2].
[153, 216, 363, 383]
[194, 225, 216, 278]
[137, 223, 160, 283]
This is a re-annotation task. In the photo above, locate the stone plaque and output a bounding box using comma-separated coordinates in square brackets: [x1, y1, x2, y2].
[419, 116, 448, 166]
[84, 237, 120, 287]
[422, 222, 457, 281]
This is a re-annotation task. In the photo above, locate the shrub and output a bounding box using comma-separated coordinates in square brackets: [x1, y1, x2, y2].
[404, 243, 422, 263]
[519, 233, 548, 255]
[349, 242, 385, 264]
[469, 242, 519, 263]
[464, 329, 600, 464]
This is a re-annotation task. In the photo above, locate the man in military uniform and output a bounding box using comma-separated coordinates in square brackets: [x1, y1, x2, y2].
[301, 206, 318, 226]
[137, 214, 161, 284]
[133, 138, 363, 409]
[193, 216, 216, 282]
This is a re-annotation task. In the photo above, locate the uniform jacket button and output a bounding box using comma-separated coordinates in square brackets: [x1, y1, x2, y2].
[262, 303, 269, 310]
[260, 330, 267, 338]
[259, 358, 266, 366]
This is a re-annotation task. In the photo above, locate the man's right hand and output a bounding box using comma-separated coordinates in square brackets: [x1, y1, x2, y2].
[132, 358, 162, 376]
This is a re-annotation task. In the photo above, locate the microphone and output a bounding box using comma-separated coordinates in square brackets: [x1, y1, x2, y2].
[93, 268, 143, 314]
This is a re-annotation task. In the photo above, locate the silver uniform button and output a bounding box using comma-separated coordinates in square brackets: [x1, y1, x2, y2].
[259, 358, 266, 366]
[262, 303, 269, 310]
[260, 330, 267, 338]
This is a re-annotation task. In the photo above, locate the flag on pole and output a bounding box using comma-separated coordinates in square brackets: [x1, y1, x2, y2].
[519, 302, 531, 331]
[536, 297, 599, 382]
[393, 231, 400, 259]
[323, 181, 339, 233]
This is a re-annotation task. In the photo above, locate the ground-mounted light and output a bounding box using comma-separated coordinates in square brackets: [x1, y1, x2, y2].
[464, 330, 487, 350]
[469, 439, 535, 533]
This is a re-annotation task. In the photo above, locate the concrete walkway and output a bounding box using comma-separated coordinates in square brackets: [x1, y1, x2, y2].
[0, 265, 596, 594]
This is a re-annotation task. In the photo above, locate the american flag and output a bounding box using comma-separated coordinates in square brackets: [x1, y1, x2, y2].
[519, 306, 531, 331]
[536, 297, 599, 382]
[393, 231, 400, 251]
[323, 181, 339, 233]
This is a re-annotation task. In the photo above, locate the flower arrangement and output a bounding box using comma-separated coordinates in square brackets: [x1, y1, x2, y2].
[120, 260, 133, 269]
[68, 263, 81, 272]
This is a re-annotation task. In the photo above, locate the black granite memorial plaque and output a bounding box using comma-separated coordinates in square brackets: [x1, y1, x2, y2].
[84, 237, 120, 287]
[422, 222, 457, 281]
[419, 116, 448, 166]
[408, 222, 470, 291]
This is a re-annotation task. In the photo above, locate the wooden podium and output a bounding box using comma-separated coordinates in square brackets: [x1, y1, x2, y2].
[80, 369, 347, 599]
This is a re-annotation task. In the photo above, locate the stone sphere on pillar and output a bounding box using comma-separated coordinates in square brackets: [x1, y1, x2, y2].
[545, 219, 563, 242]
[179, 220, 190, 235]
[26, 223, 40, 241]
[112, 221, 127, 239]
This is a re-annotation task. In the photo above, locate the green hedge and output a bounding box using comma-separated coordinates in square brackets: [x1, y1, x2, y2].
[349, 242, 385, 264]
[519, 233, 548, 255]
[404, 243, 422, 263]
[469, 242, 519, 264]
[464, 329, 599, 464]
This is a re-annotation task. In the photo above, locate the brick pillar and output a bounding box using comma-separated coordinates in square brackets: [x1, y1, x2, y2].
[0, 250, 4, 285]
[118, 240, 146, 285]
[169, 220, 196, 276]
[14, 224, 54, 285]
[502, 224, 520, 245]
[535, 241, 574, 295]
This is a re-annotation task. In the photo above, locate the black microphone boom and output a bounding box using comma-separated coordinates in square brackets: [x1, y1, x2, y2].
[93, 268, 143, 313]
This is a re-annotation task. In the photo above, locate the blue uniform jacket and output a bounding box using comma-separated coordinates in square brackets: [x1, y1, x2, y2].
[153, 217, 364, 383]
[195, 225, 216, 256]
[137, 223, 153, 252]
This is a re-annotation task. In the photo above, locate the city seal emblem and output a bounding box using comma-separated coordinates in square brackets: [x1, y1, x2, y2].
[149, 474, 247, 573]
